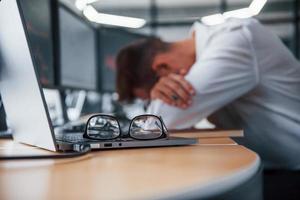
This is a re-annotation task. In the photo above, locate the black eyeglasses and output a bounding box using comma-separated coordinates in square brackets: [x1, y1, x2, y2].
[83, 114, 168, 141]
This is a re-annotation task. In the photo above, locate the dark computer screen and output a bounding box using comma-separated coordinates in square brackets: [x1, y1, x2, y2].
[98, 28, 147, 92]
[18, 0, 55, 87]
[0, 97, 7, 132]
[59, 5, 97, 90]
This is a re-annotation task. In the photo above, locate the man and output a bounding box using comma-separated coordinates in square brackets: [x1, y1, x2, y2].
[116, 18, 300, 169]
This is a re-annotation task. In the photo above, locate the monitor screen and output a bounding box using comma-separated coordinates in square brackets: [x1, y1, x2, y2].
[59, 6, 97, 90]
[99, 29, 147, 92]
[18, 0, 55, 87]
[0, 97, 8, 132]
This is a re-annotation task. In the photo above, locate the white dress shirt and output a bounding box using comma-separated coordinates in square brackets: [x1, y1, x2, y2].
[147, 18, 300, 170]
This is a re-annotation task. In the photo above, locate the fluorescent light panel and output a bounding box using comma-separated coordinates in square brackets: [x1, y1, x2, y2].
[249, 0, 267, 15]
[83, 6, 146, 28]
[201, 0, 267, 26]
[223, 8, 253, 19]
[75, 0, 86, 11]
[76, 0, 146, 28]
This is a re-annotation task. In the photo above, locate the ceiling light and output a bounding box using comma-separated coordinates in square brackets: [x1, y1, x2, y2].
[83, 6, 146, 28]
[249, 0, 267, 15]
[223, 8, 253, 19]
[201, 0, 267, 26]
[75, 0, 87, 11]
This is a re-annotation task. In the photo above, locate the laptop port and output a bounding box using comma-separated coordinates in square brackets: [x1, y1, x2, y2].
[119, 143, 122, 146]
[104, 143, 112, 147]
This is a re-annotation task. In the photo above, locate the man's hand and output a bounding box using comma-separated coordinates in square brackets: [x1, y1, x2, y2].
[150, 74, 195, 109]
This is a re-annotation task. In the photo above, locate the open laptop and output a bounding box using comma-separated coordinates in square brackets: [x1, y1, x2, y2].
[0, 0, 197, 152]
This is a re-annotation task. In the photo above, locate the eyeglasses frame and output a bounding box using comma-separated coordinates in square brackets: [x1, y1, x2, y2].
[83, 114, 169, 141]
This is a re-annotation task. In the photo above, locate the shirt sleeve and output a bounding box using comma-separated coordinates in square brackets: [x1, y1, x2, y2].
[146, 27, 258, 129]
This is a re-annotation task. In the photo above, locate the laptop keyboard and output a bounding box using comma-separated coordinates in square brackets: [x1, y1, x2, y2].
[55, 133, 88, 143]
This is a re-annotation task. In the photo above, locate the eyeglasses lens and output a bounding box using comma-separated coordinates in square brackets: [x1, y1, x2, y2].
[130, 116, 163, 140]
[86, 116, 120, 140]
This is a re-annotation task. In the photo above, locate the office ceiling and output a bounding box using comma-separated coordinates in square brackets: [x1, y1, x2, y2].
[66, 0, 286, 8]
[62, 0, 296, 21]
[61, 0, 298, 40]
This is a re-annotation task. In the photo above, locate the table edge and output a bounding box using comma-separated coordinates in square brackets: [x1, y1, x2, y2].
[149, 147, 261, 200]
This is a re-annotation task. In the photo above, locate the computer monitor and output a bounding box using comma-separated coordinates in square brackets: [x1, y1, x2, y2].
[98, 28, 147, 92]
[0, 96, 8, 132]
[18, 0, 55, 87]
[0, 53, 7, 132]
[58, 5, 98, 91]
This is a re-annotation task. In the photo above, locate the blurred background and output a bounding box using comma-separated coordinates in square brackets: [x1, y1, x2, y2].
[0, 0, 299, 134]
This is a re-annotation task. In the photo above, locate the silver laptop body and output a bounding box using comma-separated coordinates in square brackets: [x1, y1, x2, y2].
[0, 0, 197, 152]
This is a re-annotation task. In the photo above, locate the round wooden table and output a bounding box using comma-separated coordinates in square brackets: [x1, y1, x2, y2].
[0, 135, 261, 200]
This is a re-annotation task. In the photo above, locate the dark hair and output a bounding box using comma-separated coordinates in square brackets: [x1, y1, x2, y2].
[116, 37, 169, 102]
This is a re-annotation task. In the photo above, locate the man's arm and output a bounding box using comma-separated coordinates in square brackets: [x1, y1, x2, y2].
[150, 73, 195, 108]
[147, 28, 258, 129]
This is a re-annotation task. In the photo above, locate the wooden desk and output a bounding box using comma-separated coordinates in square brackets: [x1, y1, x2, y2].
[0, 131, 261, 200]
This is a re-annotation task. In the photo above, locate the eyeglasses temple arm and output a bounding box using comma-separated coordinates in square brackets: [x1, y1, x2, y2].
[159, 116, 169, 134]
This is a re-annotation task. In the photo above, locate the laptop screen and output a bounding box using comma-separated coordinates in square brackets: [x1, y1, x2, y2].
[0, 0, 57, 151]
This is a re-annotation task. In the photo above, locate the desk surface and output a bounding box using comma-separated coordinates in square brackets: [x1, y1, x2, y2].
[0, 131, 260, 200]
